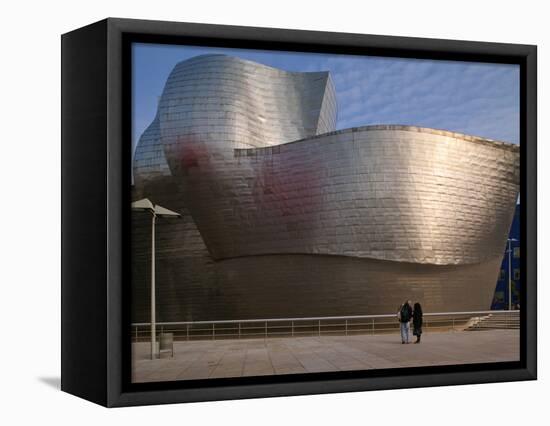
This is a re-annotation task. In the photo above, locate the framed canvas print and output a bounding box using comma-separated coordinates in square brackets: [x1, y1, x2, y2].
[61, 18, 537, 407]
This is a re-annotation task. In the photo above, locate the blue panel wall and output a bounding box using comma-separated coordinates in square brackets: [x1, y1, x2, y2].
[492, 203, 521, 309]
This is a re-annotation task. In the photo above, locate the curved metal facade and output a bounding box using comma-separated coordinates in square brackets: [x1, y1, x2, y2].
[134, 114, 171, 186]
[135, 54, 337, 185]
[132, 55, 520, 322]
[176, 125, 519, 265]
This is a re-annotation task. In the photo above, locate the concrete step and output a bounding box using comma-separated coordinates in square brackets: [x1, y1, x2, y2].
[465, 312, 520, 331]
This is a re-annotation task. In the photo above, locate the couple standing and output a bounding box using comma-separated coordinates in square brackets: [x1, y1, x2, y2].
[398, 301, 423, 344]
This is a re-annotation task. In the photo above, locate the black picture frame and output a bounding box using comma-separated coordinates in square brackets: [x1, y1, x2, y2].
[61, 17, 537, 407]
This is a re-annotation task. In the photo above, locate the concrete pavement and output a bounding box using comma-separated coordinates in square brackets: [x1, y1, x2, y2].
[132, 329, 519, 383]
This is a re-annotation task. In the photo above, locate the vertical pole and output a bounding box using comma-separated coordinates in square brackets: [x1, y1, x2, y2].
[508, 239, 512, 311]
[318, 320, 321, 337]
[151, 212, 156, 360]
[291, 321, 294, 337]
[345, 319, 348, 336]
[186, 323, 189, 341]
[238, 322, 241, 339]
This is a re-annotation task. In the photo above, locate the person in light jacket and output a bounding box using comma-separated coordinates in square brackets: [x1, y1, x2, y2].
[398, 301, 413, 344]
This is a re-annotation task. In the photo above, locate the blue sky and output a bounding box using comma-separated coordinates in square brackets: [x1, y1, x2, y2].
[132, 43, 519, 152]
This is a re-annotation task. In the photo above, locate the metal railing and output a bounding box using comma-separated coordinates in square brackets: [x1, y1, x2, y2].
[131, 310, 519, 342]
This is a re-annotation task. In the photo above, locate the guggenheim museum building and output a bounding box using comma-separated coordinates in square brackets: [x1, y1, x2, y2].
[131, 54, 520, 322]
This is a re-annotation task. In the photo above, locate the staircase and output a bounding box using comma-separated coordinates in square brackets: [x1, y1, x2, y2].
[466, 311, 520, 331]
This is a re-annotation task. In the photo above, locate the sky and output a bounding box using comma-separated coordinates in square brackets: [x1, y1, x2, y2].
[132, 43, 520, 152]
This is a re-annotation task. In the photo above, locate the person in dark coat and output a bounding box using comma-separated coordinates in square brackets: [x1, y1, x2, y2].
[413, 302, 423, 343]
[398, 301, 413, 344]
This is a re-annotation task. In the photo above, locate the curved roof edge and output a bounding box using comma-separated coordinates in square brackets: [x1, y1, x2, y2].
[174, 53, 332, 78]
[235, 124, 519, 153]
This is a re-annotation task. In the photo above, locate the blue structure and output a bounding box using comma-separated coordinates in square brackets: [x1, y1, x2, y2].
[492, 203, 521, 309]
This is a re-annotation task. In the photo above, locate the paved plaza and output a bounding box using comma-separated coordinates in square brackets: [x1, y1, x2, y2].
[132, 329, 519, 383]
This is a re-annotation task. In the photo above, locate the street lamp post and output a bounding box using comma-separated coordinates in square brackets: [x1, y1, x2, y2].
[507, 237, 518, 311]
[132, 198, 181, 359]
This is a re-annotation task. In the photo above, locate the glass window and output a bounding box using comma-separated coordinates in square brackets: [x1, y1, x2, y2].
[513, 246, 520, 258]
[513, 269, 520, 280]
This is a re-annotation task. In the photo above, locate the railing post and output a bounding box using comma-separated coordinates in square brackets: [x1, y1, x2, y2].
[345, 319, 348, 336]
[452, 317, 455, 332]
[265, 321, 267, 338]
[186, 323, 189, 341]
[318, 320, 321, 337]
[372, 318, 374, 335]
[135, 326, 138, 342]
[212, 323, 215, 340]
[291, 321, 294, 337]
[238, 322, 241, 339]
